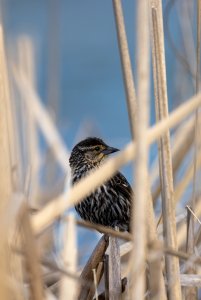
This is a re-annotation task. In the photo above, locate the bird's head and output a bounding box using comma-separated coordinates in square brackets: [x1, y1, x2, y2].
[69, 137, 119, 170]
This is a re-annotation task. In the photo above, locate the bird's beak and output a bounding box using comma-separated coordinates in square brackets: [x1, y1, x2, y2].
[102, 146, 119, 155]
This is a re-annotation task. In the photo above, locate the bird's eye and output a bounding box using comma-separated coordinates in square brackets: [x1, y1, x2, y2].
[95, 146, 101, 151]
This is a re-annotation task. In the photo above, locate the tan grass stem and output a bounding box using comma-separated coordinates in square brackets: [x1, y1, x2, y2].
[0, 23, 25, 299]
[129, 0, 150, 298]
[112, 0, 137, 138]
[149, 2, 181, 298]
[59, 213, 77, 300]
[20, 204, 44, 300]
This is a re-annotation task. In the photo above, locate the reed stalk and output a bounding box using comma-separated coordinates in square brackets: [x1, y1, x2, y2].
[59, 213, 77, 300]
[185, 207, 197, 299]
[112, 0, 136, 138]
[108, 236, 121, 299]
[149, 1, 181, 298]
[0, 21, 25, 300]
[17, 36, 40, 206]
[20, 204, 44, 300]
[129, 0, 149, 298]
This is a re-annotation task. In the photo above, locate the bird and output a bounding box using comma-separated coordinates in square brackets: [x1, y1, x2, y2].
[69, 137, 132, 232]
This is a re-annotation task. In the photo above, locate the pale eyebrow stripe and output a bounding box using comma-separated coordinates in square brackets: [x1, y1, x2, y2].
[79, 145, 103, 151]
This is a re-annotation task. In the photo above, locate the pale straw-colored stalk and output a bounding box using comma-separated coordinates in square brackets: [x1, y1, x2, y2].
[175, 155, 201, 203]
[149, 1, 182, 298]
[129, 0, 149, 298]
[108, 236, 121, 299]
[192, 0, 201, 210]
[78, 235, 108, 300]
[146, 185, 167, 300]
[47, 0, 60, 117]
[112, 0, 136, 138]
[178, 197, 201, 247]
[152, 117, 194, 202]
[16, 36, 40, 207]
[20, 204, 44, 300]
[0, 22, 25, 300]
[185, 207, 197, 299]
[59, 213, 77, 300]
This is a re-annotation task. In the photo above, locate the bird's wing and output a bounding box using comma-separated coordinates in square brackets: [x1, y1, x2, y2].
[112, 172, 133, 202]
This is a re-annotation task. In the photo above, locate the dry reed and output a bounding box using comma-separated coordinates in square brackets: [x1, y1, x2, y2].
[130, 0, 149, 298]
[59, 213, 77, 300]
[0, 21, 26, 300]
[112, 0, 136, 138]
[150, 3, 181, 298]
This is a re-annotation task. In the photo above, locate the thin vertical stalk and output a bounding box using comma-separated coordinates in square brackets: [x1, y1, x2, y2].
[0, 19, 26, 299]
[59, 213, 77, 300]
[149, 1, 182, 299]
[108, 236, 121, 299]
[130, 0, 150, 298]
[177, 197, 201, 248]
[178, 1, 196, 82]
[175, 155, 201, 203]
[183, 3, 200, 298]
[152, 118, 194, 202]
[104, 254, 109, 300]
[112, 0, 136, 138]
[17, 36, 39, 207]
[146, 184, 167, 300]
[47, 0, 60, 117]
[147, 241, 165, 299]
[192, 0, 201, 212]
[78, 235, 109, 300]
[0, 22, 15, 300]
[86, 262, 104, 300]
[20, 204, 44, 300]
[92, 268, 98, 300]
[196, 0, 201, 95]
[185, 208, 197, 299]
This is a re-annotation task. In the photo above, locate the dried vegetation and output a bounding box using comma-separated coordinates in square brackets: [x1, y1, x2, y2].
[0, 0, 201, 299]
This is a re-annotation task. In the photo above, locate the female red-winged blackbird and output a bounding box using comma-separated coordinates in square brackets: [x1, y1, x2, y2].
[69, 137, 132, 231]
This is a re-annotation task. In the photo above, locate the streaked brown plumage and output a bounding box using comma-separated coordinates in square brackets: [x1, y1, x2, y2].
[69, 137, 132, 231]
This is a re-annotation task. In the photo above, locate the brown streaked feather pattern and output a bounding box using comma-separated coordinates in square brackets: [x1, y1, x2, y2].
[69, 137, 132, 232]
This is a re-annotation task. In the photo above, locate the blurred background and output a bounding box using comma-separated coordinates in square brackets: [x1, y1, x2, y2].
[2, 0, 198, 265]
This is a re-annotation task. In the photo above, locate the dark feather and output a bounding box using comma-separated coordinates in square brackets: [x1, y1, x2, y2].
[69, 137, 133, 232]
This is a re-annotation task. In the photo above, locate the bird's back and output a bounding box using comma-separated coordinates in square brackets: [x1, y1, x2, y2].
[73, 170, 132, 232]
